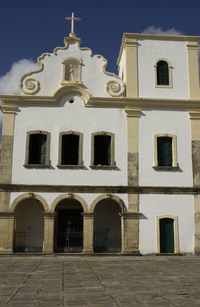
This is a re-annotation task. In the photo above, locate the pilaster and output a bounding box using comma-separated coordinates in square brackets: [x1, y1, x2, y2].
[0, 104, 16, 184]
[43, 213, 56, 253]
[82, 213, 94, 254]
[187, 41, 200, 99]
[189, 111, 200, 253]
[120, 212, 141, 254]
[0, 212, 14, 254]
[124, 38, 139, 97]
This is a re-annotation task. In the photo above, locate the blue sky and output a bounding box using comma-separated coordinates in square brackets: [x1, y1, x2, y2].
[0, 0, 200, 80]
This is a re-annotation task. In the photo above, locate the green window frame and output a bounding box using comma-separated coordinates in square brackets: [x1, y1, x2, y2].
[24, 131, 50, 168]
[153, 134, 178, 170]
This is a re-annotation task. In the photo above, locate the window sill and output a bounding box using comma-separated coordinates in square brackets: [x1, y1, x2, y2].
[153, 166, 179, 171]
[155, 85, 172, 88]
[57, 164, 84, 169]
[23, 164, 51, 169]
[90, 164, 116, 170]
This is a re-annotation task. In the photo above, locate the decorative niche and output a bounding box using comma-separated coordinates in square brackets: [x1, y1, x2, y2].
[61, 57, 83, 85]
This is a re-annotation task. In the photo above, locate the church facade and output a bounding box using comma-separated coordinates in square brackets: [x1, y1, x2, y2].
[0, 22, 200, 254]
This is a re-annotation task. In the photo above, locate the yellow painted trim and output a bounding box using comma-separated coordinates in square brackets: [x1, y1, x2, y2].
[123, 38, 138, 97]
[156, 215, 179, 254]
[90, 194, 126, 213]
[90, 132, 115, 167]
[57, 131, 83, 166]
[24, 130, 51, 166]
[189, 111, 200, 140]
[50, 193, 88, 213]
[3, 95, 200, 111]
[10, 193, 49, 213]
[153, 133, 178, 168]
[187, 41, 200, 99]
[154, 58, 173, 88]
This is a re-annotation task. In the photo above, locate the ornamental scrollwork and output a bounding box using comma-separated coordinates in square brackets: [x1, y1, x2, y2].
[21, 78, 40, 95]
[106, 80, 125, 97]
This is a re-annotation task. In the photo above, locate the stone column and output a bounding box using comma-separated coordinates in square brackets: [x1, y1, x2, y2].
[0, 213, 14, 254]
[82, 213, 94, 254]
[43, 213, 56, 254]
[120, 212, 141, 254]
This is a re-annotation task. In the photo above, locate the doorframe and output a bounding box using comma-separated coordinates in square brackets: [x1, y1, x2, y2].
[156, 215, 179, 254]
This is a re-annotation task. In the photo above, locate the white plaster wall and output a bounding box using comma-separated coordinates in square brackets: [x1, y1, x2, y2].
[139, 194, 194, 254]
[138, 40, 189, 99]
[139, 109, 193, 187]
[118, 49, 125, 79]
[12, 96, 127, 186]
[22, 42, 123, 97]
[10, 192, 128, 211]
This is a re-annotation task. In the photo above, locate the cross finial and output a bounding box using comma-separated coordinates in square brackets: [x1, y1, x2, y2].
[65, 12, 81, 35]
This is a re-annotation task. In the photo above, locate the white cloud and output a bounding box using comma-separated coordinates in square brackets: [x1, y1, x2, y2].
[0, 59, 37, 144]
[142, 26, 183, 36]
[0, 59, 37, 95]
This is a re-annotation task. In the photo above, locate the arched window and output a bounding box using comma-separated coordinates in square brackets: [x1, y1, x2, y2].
[90, 132, 115, 169]
[58, 131, 83, 168]
[155, 59, 172, 88]
[24, 131, 50, 167]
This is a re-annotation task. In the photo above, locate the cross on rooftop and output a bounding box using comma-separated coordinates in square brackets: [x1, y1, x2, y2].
[65, 12, 81, 35]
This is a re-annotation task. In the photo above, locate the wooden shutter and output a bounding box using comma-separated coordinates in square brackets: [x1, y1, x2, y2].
[28, 134, 47, 164]
[40, 135, 47, 164]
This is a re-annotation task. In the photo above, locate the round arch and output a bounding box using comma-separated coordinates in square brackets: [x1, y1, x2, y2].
[90, 194, 127, 213]
[10, 193, 49, 213]
[53, 86, 91, 106]
[50, 193, 89, 213]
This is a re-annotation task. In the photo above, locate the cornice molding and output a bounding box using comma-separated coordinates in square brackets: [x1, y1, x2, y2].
[125, 108, 141, 117]
[0, 184, 199, 194]
[1, 95, 200, 111]
[189, 111, 200, 119]
[1, 104, 17, 114]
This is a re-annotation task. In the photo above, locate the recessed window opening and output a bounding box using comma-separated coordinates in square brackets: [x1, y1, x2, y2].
[28, 134, 47, 164]
[61, 134, 79, 165]
[157, 61, 169, 85]
[94, 135, 111, 166]
[157, 137, 172, 166]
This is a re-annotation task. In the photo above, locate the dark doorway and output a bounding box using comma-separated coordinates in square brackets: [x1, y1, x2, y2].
[54, 199, 83, 253]
[160, 218, 174, 253]
[93, 199, 121, 252]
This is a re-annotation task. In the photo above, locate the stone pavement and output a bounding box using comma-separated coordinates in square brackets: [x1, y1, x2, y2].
[0, 255, 200, 306]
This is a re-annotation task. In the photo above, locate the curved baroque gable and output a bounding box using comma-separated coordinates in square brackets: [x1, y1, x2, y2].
[19, 36, 125, 98]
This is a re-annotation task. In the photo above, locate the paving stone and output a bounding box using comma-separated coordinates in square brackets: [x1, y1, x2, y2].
[1, 255, 200, 306]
